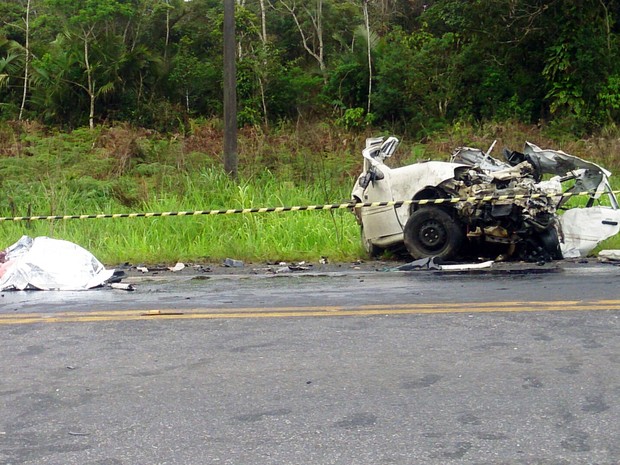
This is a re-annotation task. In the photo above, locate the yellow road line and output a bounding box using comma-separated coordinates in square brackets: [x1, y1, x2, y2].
[0, 300, 619, 325]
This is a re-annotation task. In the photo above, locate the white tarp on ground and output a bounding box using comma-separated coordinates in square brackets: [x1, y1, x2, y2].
[0, 236, 114, 291]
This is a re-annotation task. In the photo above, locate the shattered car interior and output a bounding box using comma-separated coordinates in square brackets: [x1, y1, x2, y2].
[351, 137, 620, 262]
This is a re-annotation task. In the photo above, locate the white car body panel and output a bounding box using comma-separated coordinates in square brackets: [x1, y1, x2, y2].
[559, 207, 620, 258]
[354, 162, 464, 245]
[389, 162, 466, 228]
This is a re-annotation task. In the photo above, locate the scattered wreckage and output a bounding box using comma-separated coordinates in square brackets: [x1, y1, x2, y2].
[0, 236, 119, 291]
[352, 137, 620, 262]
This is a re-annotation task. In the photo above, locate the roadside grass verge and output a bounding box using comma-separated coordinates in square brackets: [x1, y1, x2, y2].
[0, 167, 363, 265]
[1, 120, 620, 265]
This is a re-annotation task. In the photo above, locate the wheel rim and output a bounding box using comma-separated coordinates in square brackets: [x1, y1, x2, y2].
[417, 219, 447, 251]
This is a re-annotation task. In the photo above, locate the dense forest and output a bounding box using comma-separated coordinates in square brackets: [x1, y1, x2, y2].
[1, 0, 620, 137]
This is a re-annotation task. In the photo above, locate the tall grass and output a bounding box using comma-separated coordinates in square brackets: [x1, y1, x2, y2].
[1, 120, 619, 265]
[0, 124, 364, 265]
[0, 176, 362, 265]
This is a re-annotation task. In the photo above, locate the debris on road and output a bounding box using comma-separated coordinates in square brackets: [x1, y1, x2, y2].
[599, 250, 620, 261]
[440, 260, 494, 271]
[109, 283, 136, 291]
[395, 257, 443, 271]
[0, 236, 115, 291]
[168, 262, 186, 272]
[394, 257, 494, 272]
[269, 261, 311, 273]
[192, 264, 212, 273]
[223, 258, 244, 268]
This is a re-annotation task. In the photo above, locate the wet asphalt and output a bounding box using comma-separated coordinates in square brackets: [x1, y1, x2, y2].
[1, 259, 620, 464]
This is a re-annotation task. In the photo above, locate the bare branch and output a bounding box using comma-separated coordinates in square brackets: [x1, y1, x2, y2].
[279, 0, 325, 71]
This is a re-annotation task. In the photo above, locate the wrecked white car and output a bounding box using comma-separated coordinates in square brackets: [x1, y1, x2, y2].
[351, 137, 620, 261]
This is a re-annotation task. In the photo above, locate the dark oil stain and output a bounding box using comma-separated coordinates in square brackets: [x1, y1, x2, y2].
[457, 413, 482, 426]
[9, 325, 39, 336]
[522, 376, 543, 389]
[86, 460, 124, 465]
[235, 408, 292, 423]
[561, 431, 591, 452]
[531, 332, 553, 342]
[18, 393, 63, 415]
[582, 395, 609, 414]
[554, 410, 576, 429]
[581, 339, 603, 349]
[557, 363, 582, 375]
[334, 413, 377, 429]
[606, 354, 620, 364]
[2, 433, 92, 465]
[230, 342, 276, 353]
[442, 441, 472, 459]
[18, 345, 46, 357]
[402, 374, 442, 389]
[473, 342, 513, 350]
[477, 432, 508, 440]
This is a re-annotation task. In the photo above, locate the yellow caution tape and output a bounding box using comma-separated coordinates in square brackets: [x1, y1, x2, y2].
[0, 190, 616, 222]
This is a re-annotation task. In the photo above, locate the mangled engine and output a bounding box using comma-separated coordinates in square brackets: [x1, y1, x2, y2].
[437, 161, 562, 261]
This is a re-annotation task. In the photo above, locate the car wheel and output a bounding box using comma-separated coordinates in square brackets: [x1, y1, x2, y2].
[535, 226, 563, 260]
[403, 207, 464, 260]
[361, 226, 383, 258]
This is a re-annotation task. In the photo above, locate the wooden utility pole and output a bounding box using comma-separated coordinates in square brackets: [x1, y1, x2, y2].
[223, 0, 238, 178]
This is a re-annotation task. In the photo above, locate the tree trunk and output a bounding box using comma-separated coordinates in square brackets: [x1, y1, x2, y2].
[258, 76, 268, 127]
[258, 0, 268, 125]
[165, 0, 170, 60]
[280, 0, 325, 73]
[19, 0, 31, 121]
[598, 0, 611, 51]
[83, 28, 95, 129]
[259, 0, 267, 43]
[363, 0, 372, 114]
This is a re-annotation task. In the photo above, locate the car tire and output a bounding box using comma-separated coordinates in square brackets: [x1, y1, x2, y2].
[536, 226, 563, 260]
[403, 207, 464, 260]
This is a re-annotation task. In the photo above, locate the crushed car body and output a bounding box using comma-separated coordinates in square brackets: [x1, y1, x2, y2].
[351, 137, 620, 261]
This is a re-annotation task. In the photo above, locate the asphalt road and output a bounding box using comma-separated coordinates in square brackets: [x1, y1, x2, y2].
[1, 260, 620, 464]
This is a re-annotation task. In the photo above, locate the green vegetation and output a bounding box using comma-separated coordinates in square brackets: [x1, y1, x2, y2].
[1, 1, 620, 135]
[0, 121, 364, 264]
[1, 120, 619, 265]
[2, 0, 620, 263]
